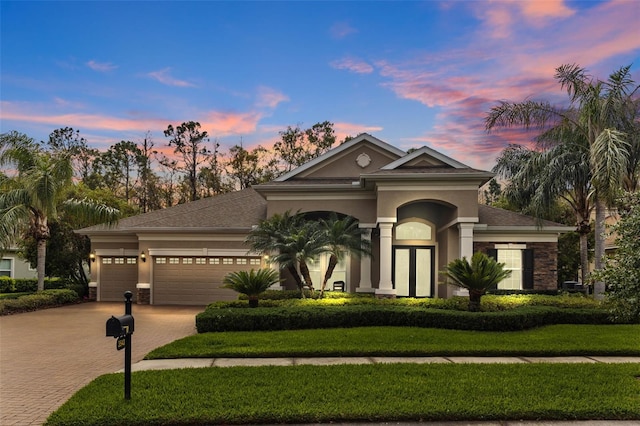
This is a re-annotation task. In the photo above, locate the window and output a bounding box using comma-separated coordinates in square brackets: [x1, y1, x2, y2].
[236, 258, 247, 265]
[126, 258, 137, 264]
[0, 258, 12, 277]
[114, 258, 125, 264]
[156, 257, 166, 264]
[209, 258, 220, 265]
[169, 258, 180, 264]
[396, 221, 432, 240]
[102, 258, 112, 265]
[497, 250, 522, 290]
[223, 258, 233, 265]
[195, 258, 207, 264]
[250, 258, 261, 265]
[183, 258, 193, 265]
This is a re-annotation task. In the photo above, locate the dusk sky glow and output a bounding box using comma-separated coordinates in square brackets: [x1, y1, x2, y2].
[1, 0, 639, 170]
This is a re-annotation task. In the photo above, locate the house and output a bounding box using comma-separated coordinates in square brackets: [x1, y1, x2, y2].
[1, 248, 37, 279]
[77, 134, 572, 305]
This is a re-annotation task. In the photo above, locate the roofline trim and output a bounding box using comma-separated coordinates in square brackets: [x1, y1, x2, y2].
[381, 146, 470, 170]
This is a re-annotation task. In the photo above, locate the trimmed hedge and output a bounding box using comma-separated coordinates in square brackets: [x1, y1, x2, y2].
[0, 277, 76, 293]
[196, 305, 614, 333]
[0, 289, 80, 315]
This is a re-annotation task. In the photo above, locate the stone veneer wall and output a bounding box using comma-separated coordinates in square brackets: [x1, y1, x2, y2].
[137, 288, 150, 305]
[473, 242, 558, 290]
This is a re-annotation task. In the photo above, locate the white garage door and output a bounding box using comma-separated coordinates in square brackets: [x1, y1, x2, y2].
[100, 257, 138, 302]
[153, 256, 263, 305]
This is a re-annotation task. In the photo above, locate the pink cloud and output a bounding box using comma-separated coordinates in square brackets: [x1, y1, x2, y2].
[147, 68, 195, 87]
[255, 86, 289, 109]
[519, 0, 575, 21]
[86, 60, 117, 72]
[333, 121, 384, 141]
[329, 21, 357, 39]
[330, 57, 374, 74]
[199, 111, 263, 136]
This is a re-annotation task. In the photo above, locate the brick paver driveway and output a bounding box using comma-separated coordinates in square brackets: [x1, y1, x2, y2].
[0, 302, 203, 425]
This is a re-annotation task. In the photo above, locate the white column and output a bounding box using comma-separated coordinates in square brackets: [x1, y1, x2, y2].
[356, 228, 374, 293]
[458, 223, 475, 260]
[376, 222, 396, 296]
[454, 222, 475, 296]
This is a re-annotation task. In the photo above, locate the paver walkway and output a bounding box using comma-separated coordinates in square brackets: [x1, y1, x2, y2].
[0, 302, 203, 426]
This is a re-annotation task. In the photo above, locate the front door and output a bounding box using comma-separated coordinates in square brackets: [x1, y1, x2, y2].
[393, 246, 434, 297]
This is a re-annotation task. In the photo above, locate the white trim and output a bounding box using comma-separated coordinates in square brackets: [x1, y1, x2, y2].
[376, 184, 479, 191]
[441, 217, 479, 230]
[90, 236, 138, 243]
[377, 217, 397, 224]
[375, 288, 397, 296]
[265, 193, 376, 201]
[138, 234, 246, 242]
[136, 282, 151, 289]
[359, 223, 377, 229]
[95, 249, 139, 257]
[495, 243, 527, 249]
[88, 282, 98, 288]
[148, 248, 251, 257]
[0, 257, 14, 278]
[473, 234, 558, 243]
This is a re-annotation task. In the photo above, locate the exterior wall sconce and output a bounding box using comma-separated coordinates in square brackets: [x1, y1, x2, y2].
[140, 251, 146, 262]
[89, 252, 96, 263]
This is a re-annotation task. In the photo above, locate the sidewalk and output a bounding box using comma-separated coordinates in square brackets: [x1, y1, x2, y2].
[123, 355, 640, 372]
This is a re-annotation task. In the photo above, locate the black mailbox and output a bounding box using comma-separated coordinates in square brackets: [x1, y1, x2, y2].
[106, 314, 135, 338]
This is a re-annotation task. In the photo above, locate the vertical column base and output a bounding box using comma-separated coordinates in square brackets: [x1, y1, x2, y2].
[136, 283, 151, 305]
[375, 288, 397, 299]
[88, 282, 97, 301]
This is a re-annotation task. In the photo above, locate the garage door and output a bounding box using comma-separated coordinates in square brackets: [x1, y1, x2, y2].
[153, 255, 263, 305]
[100, 257, 138, 302]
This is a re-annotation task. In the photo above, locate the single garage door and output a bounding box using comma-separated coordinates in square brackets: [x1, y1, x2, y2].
[100, 257, 138, 302]
[153, 255, 263, 305]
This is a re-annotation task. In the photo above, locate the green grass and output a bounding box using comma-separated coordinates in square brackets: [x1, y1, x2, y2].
[146, 324, 640, 359]
[46, 363, 640, 425]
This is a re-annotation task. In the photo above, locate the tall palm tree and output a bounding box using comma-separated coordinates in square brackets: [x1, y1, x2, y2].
[318, 213, 372, 296]
[442, 252, 512, 312]
[493, 135, 593, 283]
[0, 132, 120, 291]
[486, 64, 639, 295]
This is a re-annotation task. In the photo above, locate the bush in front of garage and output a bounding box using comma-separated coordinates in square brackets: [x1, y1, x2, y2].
[195, 304, 614, 333]
[0, 289, 80, 315]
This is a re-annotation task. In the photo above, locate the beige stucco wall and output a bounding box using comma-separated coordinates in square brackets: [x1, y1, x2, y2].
[375, 186, 479, 220]
[267, 196, 378, 223]
[301, 144, 401, 179]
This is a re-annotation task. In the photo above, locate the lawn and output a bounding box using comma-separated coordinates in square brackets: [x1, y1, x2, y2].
[146, 324, 640, 359]
[46, 363, 640, 425]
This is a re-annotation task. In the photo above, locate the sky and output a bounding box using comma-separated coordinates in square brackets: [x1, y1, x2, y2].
[1, 0, 639, 170]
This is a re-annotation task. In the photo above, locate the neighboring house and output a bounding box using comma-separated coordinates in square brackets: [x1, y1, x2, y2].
[1, 248, 37, 279]
[78, 134, 572, 305]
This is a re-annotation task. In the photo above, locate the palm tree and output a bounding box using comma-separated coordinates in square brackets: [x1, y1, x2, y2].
[318, 213, 372, 297]
[222, 268, 281, 307]
[493, 136, 593, 284]
[245, 211, 306, 291]
[0, 132, 120, 291]
[442, 252, 512, 312]
[486, 64, 639, 295]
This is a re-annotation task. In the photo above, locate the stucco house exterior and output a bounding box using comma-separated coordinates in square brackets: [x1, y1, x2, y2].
[1, 248, 37, 279]
[78, 134, 572, 305]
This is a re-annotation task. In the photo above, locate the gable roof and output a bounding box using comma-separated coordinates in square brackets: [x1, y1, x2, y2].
[381, 146, 469, 170]
[77, 188, 267, 235]
[274, 133, 406, 182]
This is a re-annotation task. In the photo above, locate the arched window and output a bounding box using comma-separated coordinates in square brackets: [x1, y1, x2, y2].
[396, 222, 432, 240]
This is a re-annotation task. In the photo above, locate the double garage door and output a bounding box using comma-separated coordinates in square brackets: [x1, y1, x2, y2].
[153, 255, 263, 305]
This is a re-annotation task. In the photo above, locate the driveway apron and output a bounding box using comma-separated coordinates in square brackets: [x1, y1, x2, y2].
[0, 302, 203, 426]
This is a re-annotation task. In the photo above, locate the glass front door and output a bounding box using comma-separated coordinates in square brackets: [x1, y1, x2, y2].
[393, 246, 434, 297]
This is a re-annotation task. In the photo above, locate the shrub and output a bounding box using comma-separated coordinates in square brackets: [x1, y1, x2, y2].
[195, 305, 615, 333]
[0, 289, 79, 315]
[0, 276, 15, 293]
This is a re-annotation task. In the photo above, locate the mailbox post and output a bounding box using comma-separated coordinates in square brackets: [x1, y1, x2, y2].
[105, 291, 134, 400]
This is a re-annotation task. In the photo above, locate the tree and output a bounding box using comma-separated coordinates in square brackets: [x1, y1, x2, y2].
[486, 64, 639, 295]
[481, 178, 503, 206]
[222, 268, 281, 307]
[318, 213, 372, 297]
[0, 132, 120, 291]
[45, 127, 99, 182]
[163, 121, 212, 202]
[227, 144, 279, 190]
[273, 121, 336, 171]
[493, 141, 594, 284]
[593, 192, 640, 322]
[98, 140, 142, 204]
[442, 252, 512, 312]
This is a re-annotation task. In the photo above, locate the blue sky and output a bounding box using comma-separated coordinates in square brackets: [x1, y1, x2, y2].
[1, 0, 639, 170]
